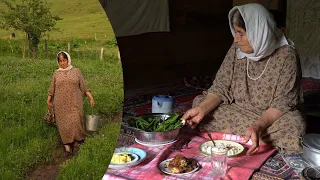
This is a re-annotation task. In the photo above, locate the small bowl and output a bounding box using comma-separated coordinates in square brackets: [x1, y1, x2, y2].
[110, 153, 139, 165]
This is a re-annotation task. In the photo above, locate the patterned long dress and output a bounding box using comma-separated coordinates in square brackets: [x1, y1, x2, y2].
[194, 43, 306, 153]
[48, 68, 90, 144]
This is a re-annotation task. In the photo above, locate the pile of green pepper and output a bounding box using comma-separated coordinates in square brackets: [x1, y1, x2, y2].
[129, 113, 183, 132]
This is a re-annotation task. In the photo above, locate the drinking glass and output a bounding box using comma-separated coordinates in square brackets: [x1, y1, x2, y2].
[211, 148, 228, 178]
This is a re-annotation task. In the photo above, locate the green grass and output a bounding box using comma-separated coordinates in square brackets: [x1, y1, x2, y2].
[0, 38, 119, 59]
[58, 119, 121, 180]
[0, 0, 114, 40]
[0, 48, 123, 179]
[1, 1, 122, 178]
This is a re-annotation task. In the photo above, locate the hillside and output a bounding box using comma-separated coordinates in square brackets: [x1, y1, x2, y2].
[0, 0, 115, 40]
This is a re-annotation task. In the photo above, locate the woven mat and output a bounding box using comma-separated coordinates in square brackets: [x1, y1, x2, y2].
[118, 86, 304, 179]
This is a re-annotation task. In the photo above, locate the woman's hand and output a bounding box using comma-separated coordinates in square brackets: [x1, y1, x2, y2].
[47, 101, 53, 109]
[243, 108, 284, 155]
[243, 124, 262, 155]
[89, 98, 95, 107]
[181, 106, 206, 129]
[47, 96, 53, 109]
[85, 91, 95, 107]
[182, 93, 222, 129]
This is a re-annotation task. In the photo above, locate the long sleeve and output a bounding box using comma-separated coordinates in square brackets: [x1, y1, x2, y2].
[77, 69, 90, 94]
[270, 47, 302, 113]
[207, 43, 237, 104]
[48, 73, 56, 97]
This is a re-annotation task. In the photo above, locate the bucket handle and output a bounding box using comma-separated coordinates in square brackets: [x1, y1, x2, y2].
[157, 101, 163, 107]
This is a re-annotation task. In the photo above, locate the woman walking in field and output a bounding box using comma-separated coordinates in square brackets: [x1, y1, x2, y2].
[47, 51, 95, 157]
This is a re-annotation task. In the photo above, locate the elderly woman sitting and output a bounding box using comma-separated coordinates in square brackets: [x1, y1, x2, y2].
[182, 3, 306, 155]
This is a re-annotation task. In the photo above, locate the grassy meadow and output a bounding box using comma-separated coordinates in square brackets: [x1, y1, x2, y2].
[1, 0, 124, 179]
[0, 39, 123, 179]
[0, 0, 114, 40]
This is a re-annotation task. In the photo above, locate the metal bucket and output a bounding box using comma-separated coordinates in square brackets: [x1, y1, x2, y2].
[85, 115, 100, 131]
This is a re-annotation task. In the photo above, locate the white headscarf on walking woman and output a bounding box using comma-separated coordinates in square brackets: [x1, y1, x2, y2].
[228, 3, 293, 61]
[56, 51, 73, 71]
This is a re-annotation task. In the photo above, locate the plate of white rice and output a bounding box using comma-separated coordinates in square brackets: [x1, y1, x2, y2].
[199, 140, 244, 157]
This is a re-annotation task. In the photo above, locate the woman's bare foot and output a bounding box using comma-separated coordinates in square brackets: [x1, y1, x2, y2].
[64, 144, 72, 152]
[60, 144, 72, 158]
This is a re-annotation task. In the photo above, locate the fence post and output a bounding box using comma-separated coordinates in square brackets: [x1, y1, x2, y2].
[22, 38, 25, 59]
[84, 41, 87, 53]
[95, 33, 97, 41]
[118, 50, 121, 63]
[67, 42, 70, 54]
[45, 39, 48, 57]
[8, 40, 13, 54]
[100, 48, 104, 61]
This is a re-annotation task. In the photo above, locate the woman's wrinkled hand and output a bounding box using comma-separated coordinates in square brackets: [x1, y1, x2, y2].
[243, 124, 262, 155]
[181, 106, 205, 129]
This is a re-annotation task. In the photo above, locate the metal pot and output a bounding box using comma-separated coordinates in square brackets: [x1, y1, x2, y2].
[85, 115, 100, 132]
[302, 134, 320, 166]
[125, 113, 182, 144]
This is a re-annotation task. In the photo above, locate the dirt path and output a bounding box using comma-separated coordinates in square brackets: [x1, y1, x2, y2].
[26, 113, 122, 180]
[26, 145, 74, 180]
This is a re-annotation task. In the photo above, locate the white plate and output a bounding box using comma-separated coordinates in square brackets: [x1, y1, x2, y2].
[199, 140, 244, 157]
[159, 158, 200, 175]
[108, 147, 147, 169]
[135, 138, 178, 147]
[109, 153, 139, 166]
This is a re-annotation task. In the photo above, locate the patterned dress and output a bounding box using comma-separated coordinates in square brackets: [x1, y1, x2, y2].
[194, 43, 306, 153]
[48, 68, 90, 144]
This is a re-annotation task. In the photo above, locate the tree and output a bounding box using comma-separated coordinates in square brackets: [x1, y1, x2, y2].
[0, 0, 61, 57]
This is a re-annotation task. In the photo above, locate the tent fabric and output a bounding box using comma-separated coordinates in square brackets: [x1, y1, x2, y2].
[287, 0, 320, 79]
[102, 0, 170, 37]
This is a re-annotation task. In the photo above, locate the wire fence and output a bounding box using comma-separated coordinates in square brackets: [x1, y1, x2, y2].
[0, 33, 119, 61]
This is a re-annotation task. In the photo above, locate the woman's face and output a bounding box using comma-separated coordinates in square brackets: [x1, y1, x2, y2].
[58, 55, 68, 69]
[233, 24, 254, 54]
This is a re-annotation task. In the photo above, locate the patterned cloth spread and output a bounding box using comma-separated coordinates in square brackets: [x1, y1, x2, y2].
[103, 132, 276, 180]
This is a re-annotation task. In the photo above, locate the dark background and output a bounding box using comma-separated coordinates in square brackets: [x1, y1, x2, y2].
[116, 0, 287, 92]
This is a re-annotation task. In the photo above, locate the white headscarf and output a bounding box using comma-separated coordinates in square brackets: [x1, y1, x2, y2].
[56, 51, 73, 71]
[228, 3, 292, 61]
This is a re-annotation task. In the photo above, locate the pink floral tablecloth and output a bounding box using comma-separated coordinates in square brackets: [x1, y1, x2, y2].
[103, 132, 277, 180]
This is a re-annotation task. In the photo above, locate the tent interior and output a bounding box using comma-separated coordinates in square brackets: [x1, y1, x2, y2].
[99, 0, 320, 132]
[98, 0, 320, 135]
[110, 0, 287, 93]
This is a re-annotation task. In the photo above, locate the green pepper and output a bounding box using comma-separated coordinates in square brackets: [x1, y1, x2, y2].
[155, 123, 166, 132]
[163, 113, 179, 125]
[173, 121, 183, 129]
